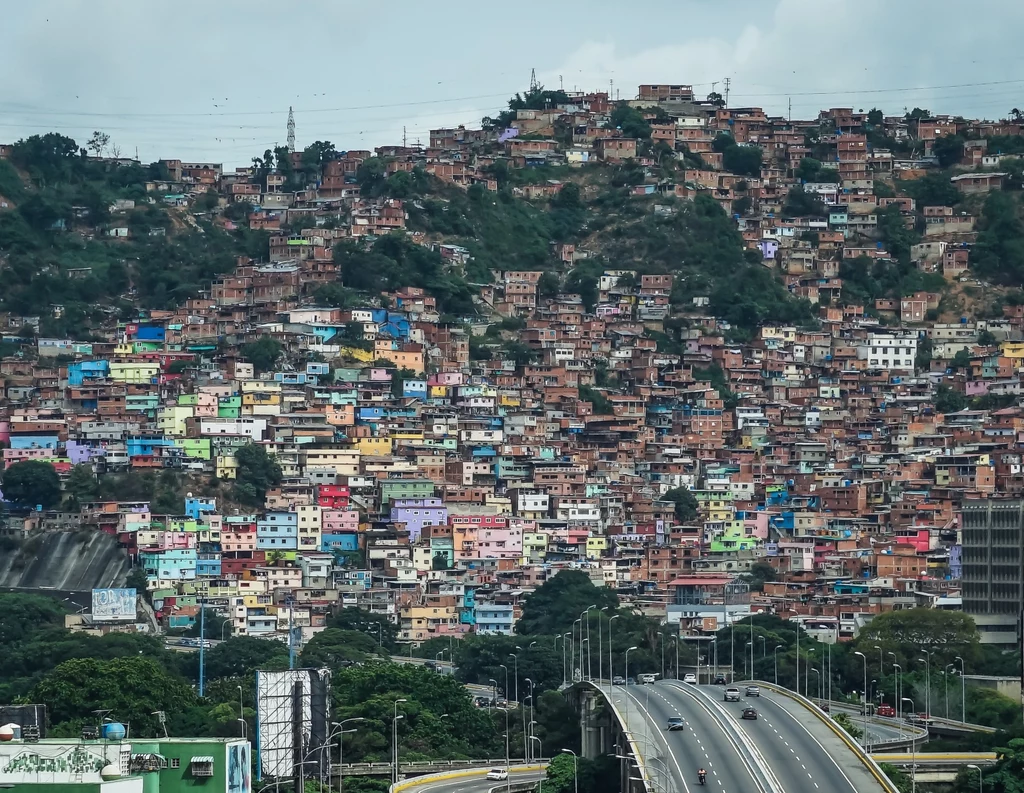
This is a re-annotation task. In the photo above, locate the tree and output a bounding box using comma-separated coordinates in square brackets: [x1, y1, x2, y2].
[951, 348, 973, 371]
[537, 271, 561, 299]
[579, 384, 612, 415]
[796, 157, 824, 182]
[867, 108, 885, 126]
[86, 131, 110, 157]
[853, 609, 979, 671]
[515, 570, 618, 635]
[232, 443, 282, 507]
[63, 463, 99, 505]
[2, 460, 61, 509]
[933, 134, 966, 168]
[784, 186, 827, 217]
[959, 737, 1024, 793]
[834, 712, 863, 740]
[194, 636, 290, 681]
[299, 628, 382, 668]
[979, 329, 998, 347]
[915, 335, 934, 372]
[30, 656, 196, 736]
[662, 486, 699, 522]
[240, 336, 282, 373]
[183, 607, 229, 640]
[706, 91, 725, 108]
[723, 144, 763, 177]
[328, 607, 399, 653]
[0, 593, 66, 646]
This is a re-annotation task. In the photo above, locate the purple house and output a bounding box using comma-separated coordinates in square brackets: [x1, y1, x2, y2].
[390, 498, 448, 540]
[758, 239, 779, 260]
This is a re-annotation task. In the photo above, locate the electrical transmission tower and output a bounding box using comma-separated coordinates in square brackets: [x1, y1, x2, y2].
[287, 106, 295, 153]
[530, 68, 539, 93]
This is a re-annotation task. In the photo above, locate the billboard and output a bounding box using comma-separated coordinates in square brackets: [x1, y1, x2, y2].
[227, 740, 252, 793]
[255, 668, 331, 780]
[91, 588, 137, 622]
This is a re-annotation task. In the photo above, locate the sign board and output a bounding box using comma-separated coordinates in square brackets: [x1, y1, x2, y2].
[702, 617, 719, 632]
[255, 668, 331, 780]
[91, 588, 137, 622]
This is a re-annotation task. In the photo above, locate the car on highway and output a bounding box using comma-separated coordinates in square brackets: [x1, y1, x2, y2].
[626, 677, 636, 685]
[612, 676, 626, 685]
[745, 685, 760, 697]
[908, 713, 933, 725]
[876, 704, 896, 717]
[724, 687, 741, 702]
[742, 707, 758, 720]
[666, 717, 685, 731]
[683, 673, 697, 684]
[638, 673, 657, 684]
[486, 769, 509, 781]
[713, 674, 727, 685]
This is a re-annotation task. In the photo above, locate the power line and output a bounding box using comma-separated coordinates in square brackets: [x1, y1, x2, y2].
[730, 77, 1024, 100]
[0, 90, 522, 120]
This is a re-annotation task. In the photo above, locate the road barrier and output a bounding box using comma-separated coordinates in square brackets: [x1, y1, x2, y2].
[753, 681, 901, 793]
[389, 763, 546, 793]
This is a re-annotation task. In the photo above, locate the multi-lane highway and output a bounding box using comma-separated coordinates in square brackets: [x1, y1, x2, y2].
[395, 767, 546, 793]
[608, 680, 890, 793]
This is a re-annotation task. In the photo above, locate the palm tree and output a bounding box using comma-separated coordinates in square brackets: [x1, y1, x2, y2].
[1010, 108, 1022, 122]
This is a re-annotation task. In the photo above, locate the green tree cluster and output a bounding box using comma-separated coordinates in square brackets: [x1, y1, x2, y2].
[2, 459, 61, 509]
[233, 443, 283, 506]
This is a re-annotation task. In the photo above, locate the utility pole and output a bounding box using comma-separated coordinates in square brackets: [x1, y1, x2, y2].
[198, 600, 206, 696]
[402, 126, 407, 148]
[723, 78, 731, 108]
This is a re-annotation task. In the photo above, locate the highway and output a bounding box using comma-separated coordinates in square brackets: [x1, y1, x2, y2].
[609, 681, 890, 793]
[611, 681, 771, 793]
[395, 767, 546, 793]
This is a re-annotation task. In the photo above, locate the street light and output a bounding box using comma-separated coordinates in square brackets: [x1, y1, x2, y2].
[854, 651, 868, 748]
[773, 645, 783, 686]
[918, 652, 932, 719]
[902, 696, 917, 793]
[222, 621, 232, 641]
[331, 719, 364, 793]
[967, 763, 983, 793]
[600, 606, 610, 683]
[624, 646, 639, 730]
[572, 619, 581, 682]
[955, 655, 966, 722]
[582, 606, 596, 681]
[392, 699, 407, 788]
[945, 664, 955, 719]
[561, 749, 578, 793]
[510, 649, 526, 765]
[489, 678, 499, 710]
[745, 641, 752, 680]
[810, 668, 821, 704]
[495, 707, 511, 792]
[524, 677, 534, 763]
[759, 635, 766, 659]
[608, 615, 621, 689]
[893, 663, 903, 739]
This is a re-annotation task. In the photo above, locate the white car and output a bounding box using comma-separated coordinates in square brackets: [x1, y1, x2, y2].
[683, 673, 697, 684]
[486, 769, 509, 781]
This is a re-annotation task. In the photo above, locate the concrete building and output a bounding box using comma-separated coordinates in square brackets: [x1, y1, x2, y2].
[960, 499, 1024, 646]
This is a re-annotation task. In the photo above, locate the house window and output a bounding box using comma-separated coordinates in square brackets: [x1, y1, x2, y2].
[171, 758, 181, 769]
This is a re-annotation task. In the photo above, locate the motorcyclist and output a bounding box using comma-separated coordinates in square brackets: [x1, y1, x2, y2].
[698, 768, 707, 785]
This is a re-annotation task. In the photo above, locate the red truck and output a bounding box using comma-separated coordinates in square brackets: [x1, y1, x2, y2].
[876, 704, 896, 717]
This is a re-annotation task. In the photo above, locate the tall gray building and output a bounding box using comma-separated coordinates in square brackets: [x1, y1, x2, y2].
[960, 499, 1024, 646]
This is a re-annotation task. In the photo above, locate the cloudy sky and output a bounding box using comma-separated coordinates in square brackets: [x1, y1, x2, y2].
[4, 0, 1024, 166]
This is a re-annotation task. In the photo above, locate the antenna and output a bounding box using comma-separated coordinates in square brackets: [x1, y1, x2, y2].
[403, 126, 407, 148]
[287, 106, 296, 153]
[723, 77, 731, 108]
[530, 68, 539, 93]
[559, 74, 563, 90]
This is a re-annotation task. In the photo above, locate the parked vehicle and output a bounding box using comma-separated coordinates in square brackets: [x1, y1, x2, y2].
[724, 688, 741, 702]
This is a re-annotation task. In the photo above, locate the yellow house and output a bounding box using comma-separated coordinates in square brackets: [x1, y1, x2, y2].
[109, 362, 160, 384]
[999, 341, 1024, 364]
[158, 404, 194, 437]
[586, 535, 608, 559]
[216, 454, 239, 480]
[301, 448, 360, 476]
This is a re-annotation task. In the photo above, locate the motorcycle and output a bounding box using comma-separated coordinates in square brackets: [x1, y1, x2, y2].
[698, 771, 707, 786]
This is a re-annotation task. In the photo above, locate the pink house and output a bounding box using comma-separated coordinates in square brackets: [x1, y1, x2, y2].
[322, 509, 360, 532]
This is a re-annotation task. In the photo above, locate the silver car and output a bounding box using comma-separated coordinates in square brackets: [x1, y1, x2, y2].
[724, 687, 741, 702]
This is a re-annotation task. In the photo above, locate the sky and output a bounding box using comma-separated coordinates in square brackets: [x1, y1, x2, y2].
[4, 0, 1024, 167]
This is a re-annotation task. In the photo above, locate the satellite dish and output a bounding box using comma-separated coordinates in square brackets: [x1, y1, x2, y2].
[187, 492, 193, 498]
